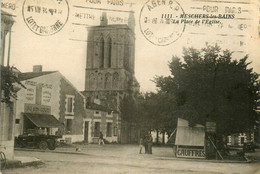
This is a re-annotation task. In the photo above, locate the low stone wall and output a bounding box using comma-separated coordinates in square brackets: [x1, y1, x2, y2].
[62, 135, 84, 144]
[105, 136, 118, 143]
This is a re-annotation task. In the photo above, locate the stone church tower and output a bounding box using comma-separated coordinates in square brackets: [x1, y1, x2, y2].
[83, 12, 139, 110]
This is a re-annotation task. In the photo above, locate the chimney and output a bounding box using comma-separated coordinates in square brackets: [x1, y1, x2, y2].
[33, 65, 42, 72]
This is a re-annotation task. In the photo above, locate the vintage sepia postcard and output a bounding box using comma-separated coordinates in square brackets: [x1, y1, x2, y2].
[0, 0, 259, 173]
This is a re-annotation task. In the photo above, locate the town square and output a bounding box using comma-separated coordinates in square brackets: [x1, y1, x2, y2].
[1, 0, 260, 173]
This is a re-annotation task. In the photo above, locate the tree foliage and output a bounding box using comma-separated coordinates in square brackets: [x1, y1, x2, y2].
[154, 45, 260, 136]
[0, 66, 24, 104]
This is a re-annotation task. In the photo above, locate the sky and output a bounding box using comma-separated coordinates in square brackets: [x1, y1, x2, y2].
[2, 0, 260, 92]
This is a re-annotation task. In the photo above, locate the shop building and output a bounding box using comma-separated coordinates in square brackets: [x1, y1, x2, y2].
[15, 66, 87, 143]
[15, 66, 121, 144]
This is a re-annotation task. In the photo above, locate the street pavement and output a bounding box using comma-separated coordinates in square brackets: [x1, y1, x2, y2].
[3, 144, 260, 174]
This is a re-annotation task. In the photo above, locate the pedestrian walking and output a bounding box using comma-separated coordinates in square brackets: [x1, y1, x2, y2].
[139, 137, 144, 154]
[99, 131, 104, 145]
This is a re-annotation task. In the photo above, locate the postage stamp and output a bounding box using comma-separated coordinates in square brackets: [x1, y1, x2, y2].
[22, 0, 69, 36]
[139, 0, 186, 46]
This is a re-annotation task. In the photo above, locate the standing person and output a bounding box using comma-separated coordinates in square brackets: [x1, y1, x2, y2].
[99, 131, 104, 145]
[139, 137, 144, 154]
[147, 134, 153, 154]
[144, 135, 148, 154]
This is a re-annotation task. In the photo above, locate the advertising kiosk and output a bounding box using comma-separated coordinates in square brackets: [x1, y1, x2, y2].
[175, 118, 205, 159]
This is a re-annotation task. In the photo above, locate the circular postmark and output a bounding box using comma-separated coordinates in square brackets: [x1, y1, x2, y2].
[22, 0, 69, 36]
[139, 0, 185, 46]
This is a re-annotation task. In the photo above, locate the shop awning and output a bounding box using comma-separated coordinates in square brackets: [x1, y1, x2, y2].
[175, 118, 205, 146]
[23, 113, 63, 128]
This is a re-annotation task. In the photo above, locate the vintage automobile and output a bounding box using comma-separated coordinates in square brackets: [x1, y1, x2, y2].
[15, 129, 60, 150]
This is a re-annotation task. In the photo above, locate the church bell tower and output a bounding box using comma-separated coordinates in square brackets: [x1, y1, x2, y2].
[83, 12, 139, 110]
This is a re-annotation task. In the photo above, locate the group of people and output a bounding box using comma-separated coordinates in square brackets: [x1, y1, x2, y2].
[139, 134, 153, 154]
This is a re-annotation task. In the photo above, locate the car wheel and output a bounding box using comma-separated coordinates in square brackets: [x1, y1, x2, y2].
[14, 138, 19, 148]
[39, 141, 48, 150]
[48, 140, 56, 150]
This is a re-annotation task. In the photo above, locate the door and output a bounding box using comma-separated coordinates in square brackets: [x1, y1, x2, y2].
[94, 122, 100, 137]
[84, 122, 89, 142]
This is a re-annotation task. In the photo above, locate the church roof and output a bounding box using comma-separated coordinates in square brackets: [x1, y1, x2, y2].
[19, 71, 57, 81]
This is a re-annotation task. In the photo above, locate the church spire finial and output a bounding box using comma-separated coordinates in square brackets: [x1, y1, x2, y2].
[128, 11, 135, 32]
[100, 12, 108, 26]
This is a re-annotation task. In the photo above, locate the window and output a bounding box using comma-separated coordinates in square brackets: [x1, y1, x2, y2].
[105, 73, 111, 89]
[107, 123, 112, 137]
[113, 126, 117, 136]
[67, 98, 72, 112]
[124, 39, 130, 70]
[94, 122, 100, 137]
[65, 95, 75, 115]
[100, 37, 104, 68]
[65, 119, 72, 134]
[94, 110, 101, 117]
[15, 119, 20, 124]
[89, 73, 96, 89]
[97, 73, 103, 89]
[107, 112, 113, 117]
[107, 37, 112, 68]
[112, 73, 119, 88]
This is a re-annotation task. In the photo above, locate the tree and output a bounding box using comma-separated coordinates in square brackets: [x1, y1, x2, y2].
[154, 44, 260, 137]
[120, 91, 178, 144]
[119, 94, 138, 123]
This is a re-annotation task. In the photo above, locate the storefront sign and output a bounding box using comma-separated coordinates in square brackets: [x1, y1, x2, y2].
[206, 122, 216, 133]
[24, 80, 52, 105]
[24, 103, 51, 114]
[177, 147, 205, 159]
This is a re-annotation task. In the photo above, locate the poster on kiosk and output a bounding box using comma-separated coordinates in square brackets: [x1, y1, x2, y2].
[175, 118, 205, 159]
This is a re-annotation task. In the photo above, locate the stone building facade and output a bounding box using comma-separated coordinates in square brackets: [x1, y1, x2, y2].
[83, 13, 139, 110]
[85, 102, 120, 143]
[15, 67, 87, 143]
[0, 11, 16, 160]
